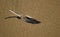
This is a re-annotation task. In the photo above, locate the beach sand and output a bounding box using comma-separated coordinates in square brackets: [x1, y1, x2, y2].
[0, 0, 60, 37]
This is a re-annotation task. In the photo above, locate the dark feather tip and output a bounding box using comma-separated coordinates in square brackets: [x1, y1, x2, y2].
[24, 17, 41, 24]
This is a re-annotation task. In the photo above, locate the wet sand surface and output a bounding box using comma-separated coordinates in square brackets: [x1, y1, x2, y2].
[0, 0, 60, 37]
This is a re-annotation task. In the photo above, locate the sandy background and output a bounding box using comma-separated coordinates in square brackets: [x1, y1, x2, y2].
[0, 0, 60, 37]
